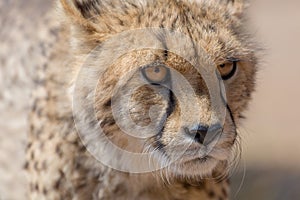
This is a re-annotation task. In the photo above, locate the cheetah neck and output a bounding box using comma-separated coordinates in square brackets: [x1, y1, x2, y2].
[90, 168, 230, 200]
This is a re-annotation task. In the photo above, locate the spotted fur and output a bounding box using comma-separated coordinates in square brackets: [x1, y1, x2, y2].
[26, 0, 258, 199]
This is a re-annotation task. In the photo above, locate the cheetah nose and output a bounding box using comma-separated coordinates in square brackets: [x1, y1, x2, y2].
[185, 123, 222, 144]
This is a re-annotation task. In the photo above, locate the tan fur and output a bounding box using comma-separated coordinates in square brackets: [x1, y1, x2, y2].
[26, 0, 258, 199]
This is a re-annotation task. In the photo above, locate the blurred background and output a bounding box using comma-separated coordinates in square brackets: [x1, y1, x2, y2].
[231, 0, 300, 199]
[0, 0, 299, 199]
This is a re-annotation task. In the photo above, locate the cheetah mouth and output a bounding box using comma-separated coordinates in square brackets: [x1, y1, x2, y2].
[165, 139, 235, 176]
[177, 148, 217, 164]
[168, 154, 220, 177]
[167, 142, 231, 168]
[182, 155, 213, 164]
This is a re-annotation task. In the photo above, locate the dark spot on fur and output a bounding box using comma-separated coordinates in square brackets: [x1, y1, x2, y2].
[30, 124, 34, 132]
[182, 182, 191, 189]
[48, 133, 54, 140]
[171, 15, 179, 30]
[59, 169, 65, 177]
[24, 161, 29, 170]
[163, 49, 169, 59]
[218, 38, 226, 50]
[43, 188, 48, 195]
[222, 187, 228, 196]
[39, 42, 46, 57]
[100, 117, 115, 127]
[128, 1, 138, 9]
[32, 101, 37, 111]
[33, 78, 45, 87]
[137, 15, 141, 23]
[200, 8, 207, 18]
[54, 179, 60, 190]
[208, 190, 215, 197]
[27, 142, 32, 149]
[239, 114, 246, 119]
[119, 19, 124, 26]
[75, 162, 82, 170]
[76, 183, 88, 190]
[55, 145, 63, 158]
[103, 99, 111, 108]
[49, 27, 59, 39]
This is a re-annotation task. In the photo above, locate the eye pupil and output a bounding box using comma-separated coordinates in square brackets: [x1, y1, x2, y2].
[141, 64, 169, 84]
[217, 61, 238, 80]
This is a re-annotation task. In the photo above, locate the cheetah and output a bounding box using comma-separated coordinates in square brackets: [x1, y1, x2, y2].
[26, 0, 258, 199]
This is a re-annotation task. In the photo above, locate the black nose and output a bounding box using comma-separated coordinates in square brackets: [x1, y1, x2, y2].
[185, 124, 222, 144]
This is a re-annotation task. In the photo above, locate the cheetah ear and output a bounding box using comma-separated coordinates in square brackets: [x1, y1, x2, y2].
[221, 0, 248, 18]
[59, 0, 102, 21]
[58, 0, 101, 30]
[58, 0, 142, 25]
[58, 0, 142, 44]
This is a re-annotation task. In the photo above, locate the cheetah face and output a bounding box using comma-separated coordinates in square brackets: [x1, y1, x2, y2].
[76, 39, 257, 178]
[66, 0, 257, 179]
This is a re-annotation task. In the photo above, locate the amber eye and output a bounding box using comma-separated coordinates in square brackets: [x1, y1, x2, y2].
[141, 64, 170, 84]
[217, 61, 238, 80]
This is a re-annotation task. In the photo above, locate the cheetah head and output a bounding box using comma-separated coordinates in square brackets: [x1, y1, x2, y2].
[61, 0, 258, 180]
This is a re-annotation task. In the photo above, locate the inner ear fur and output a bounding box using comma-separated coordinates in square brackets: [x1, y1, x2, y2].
[59, 0, 99, 31]
[58, 0, 115, 48]
[58, 0, 143, 44]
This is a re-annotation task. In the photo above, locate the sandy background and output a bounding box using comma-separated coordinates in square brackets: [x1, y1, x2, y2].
[231, 0, 300, 199]
[0, 0, 300, 199]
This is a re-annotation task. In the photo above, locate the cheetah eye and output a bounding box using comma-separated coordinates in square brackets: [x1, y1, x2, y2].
[217, 61, 238, 80]
[141, 63, 170, 84]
